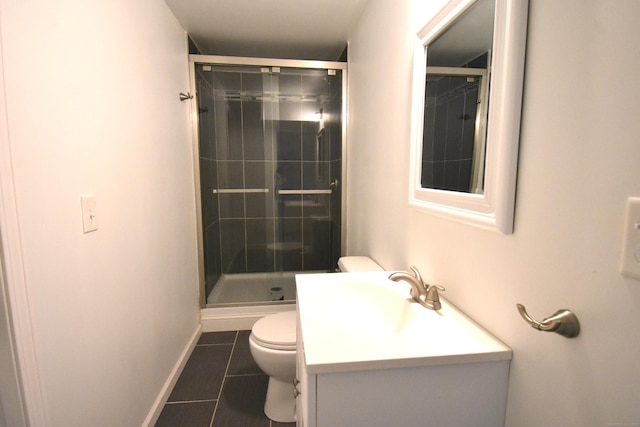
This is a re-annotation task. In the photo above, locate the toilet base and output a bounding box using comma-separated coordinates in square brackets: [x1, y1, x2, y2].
[264, 376, 295, 423]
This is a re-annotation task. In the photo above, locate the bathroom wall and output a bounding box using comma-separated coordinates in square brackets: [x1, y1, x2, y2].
[0, 0, 200, 425]
[348, 0, 640, 426]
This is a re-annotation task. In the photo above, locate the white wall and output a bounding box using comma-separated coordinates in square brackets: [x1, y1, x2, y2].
[0, 0, 200, 425]
[348, 1, 640, 426]
[0, 265, 27, 427]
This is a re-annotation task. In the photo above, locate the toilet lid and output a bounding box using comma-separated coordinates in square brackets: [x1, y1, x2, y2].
[251, 311, 296, 350]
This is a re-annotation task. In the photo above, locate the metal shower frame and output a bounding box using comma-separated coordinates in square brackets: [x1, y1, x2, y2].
[187, 54, 348, 307]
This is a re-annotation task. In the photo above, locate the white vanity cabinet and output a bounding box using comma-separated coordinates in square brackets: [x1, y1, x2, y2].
[295, 272, 513, 427]
[295, 327, 509, 426]
[294, 312, 314, 426]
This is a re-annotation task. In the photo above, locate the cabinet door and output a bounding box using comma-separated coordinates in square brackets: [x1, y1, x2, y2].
[296, 312, 316, 426]
[295, 345, 309, 426]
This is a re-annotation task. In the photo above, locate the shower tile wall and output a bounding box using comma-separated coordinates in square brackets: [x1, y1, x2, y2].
[328, 80, 343, 268]
[422, 76, 478, 192]
[197, 65, 342, 294]
[421, 54, 488, 193]
[197, 69, 221, 297]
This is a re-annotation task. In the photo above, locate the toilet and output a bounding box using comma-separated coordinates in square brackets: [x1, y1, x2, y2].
[248, 256, 383, 422]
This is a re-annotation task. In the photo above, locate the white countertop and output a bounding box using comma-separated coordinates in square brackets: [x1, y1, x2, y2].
[296, 271, 512, 375]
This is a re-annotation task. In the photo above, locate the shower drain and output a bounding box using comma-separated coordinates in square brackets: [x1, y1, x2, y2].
[270, 286, 284, 301]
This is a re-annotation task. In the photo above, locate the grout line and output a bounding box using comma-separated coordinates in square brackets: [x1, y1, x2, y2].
[196, 342, 235, 347]
[225, 372, 266, 378]
[164, 399, 217, 405]
[209, 330, 239, 427]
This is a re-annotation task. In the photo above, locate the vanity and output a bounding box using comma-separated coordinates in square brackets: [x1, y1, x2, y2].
[295, 272, 512, 427]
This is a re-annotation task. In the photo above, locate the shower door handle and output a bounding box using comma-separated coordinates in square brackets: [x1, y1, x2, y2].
[278, 189, 332, 195]
[277, 179, 338, 196]
[212, 188, 269, 194]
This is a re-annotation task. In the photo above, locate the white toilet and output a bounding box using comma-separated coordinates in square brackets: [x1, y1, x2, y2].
[248, 256, 383, 422]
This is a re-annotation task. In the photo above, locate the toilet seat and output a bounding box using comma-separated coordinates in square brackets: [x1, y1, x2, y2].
[251, 311, 296, 351]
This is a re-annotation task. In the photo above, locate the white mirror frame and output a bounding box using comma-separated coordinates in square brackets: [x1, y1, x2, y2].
[409, 0, 528, 234]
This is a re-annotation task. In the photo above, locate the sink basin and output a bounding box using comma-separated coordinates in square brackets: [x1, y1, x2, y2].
[314, 281, 414, 335]
[296, 271, 512, 375]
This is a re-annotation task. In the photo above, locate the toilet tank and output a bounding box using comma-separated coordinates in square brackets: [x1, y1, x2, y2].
[337, 256, 383, 272]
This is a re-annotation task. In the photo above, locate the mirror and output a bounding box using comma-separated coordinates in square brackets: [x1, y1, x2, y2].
[409, 0, 528, 234]
[423, 0, 494, 194]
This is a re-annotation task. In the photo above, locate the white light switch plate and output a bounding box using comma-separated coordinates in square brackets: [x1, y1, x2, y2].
[80, 196, 98, 233]
[620, 197, 640, 280]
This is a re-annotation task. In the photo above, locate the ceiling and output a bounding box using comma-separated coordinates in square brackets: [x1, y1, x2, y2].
[427, 0, 495, 67]
[163, 0, 369, 61]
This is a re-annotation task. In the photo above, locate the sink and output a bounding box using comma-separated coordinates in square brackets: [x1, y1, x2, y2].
[314, 281, 414, 335]
[296, 271, 512, 374]
[296, 271, 513, 427]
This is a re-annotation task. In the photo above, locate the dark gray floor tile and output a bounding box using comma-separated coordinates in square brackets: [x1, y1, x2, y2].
[227, 330, 264, 375]
[212, 375, 270, 427]
[155, 401, 216, 427]
[272, 422, 296, 427]
[168, 344, 233, 402]
[198, 331, 238, 345]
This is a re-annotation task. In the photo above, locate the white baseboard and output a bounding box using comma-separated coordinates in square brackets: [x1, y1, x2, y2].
[201, 304, 295, 332]
[142, 324, 202, 427]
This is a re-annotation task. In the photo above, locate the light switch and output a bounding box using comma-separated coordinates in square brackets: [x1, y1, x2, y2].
[80, 196, 98, 233]
[620, 197, 640, 279]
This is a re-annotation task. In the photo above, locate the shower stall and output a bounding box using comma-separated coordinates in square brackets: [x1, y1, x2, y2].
[189, 56, 346, 308]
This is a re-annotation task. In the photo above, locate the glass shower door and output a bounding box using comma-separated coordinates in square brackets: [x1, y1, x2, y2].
[194, 61, 344, 306]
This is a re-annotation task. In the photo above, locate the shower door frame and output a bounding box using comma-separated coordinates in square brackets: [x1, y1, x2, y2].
[188, 55, 348, 308]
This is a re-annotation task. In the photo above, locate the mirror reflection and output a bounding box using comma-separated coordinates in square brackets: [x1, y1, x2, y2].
[421, 0, 494, 193]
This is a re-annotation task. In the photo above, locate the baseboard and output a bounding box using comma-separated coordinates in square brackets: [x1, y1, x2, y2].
[201, 304, 296, 332]
[142, 324, 202, 427]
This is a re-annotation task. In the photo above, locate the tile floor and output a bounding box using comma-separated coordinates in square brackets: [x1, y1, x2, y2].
[155, 330, 295, 427]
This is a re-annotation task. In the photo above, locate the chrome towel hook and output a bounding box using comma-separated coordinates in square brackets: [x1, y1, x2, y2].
[516, 304, 580, 338]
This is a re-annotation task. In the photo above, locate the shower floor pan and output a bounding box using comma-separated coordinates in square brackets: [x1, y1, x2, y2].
[202, 271, 327, 332]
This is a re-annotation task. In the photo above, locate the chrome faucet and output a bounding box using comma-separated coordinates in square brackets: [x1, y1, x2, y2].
[388, 266, 445, 310]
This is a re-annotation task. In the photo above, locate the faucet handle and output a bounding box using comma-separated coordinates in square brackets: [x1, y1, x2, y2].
[425, 284, 445, 298]
[425, 284, 445, 310]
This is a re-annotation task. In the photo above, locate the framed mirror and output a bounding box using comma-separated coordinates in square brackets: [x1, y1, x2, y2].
[409, 0, 528, 234]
